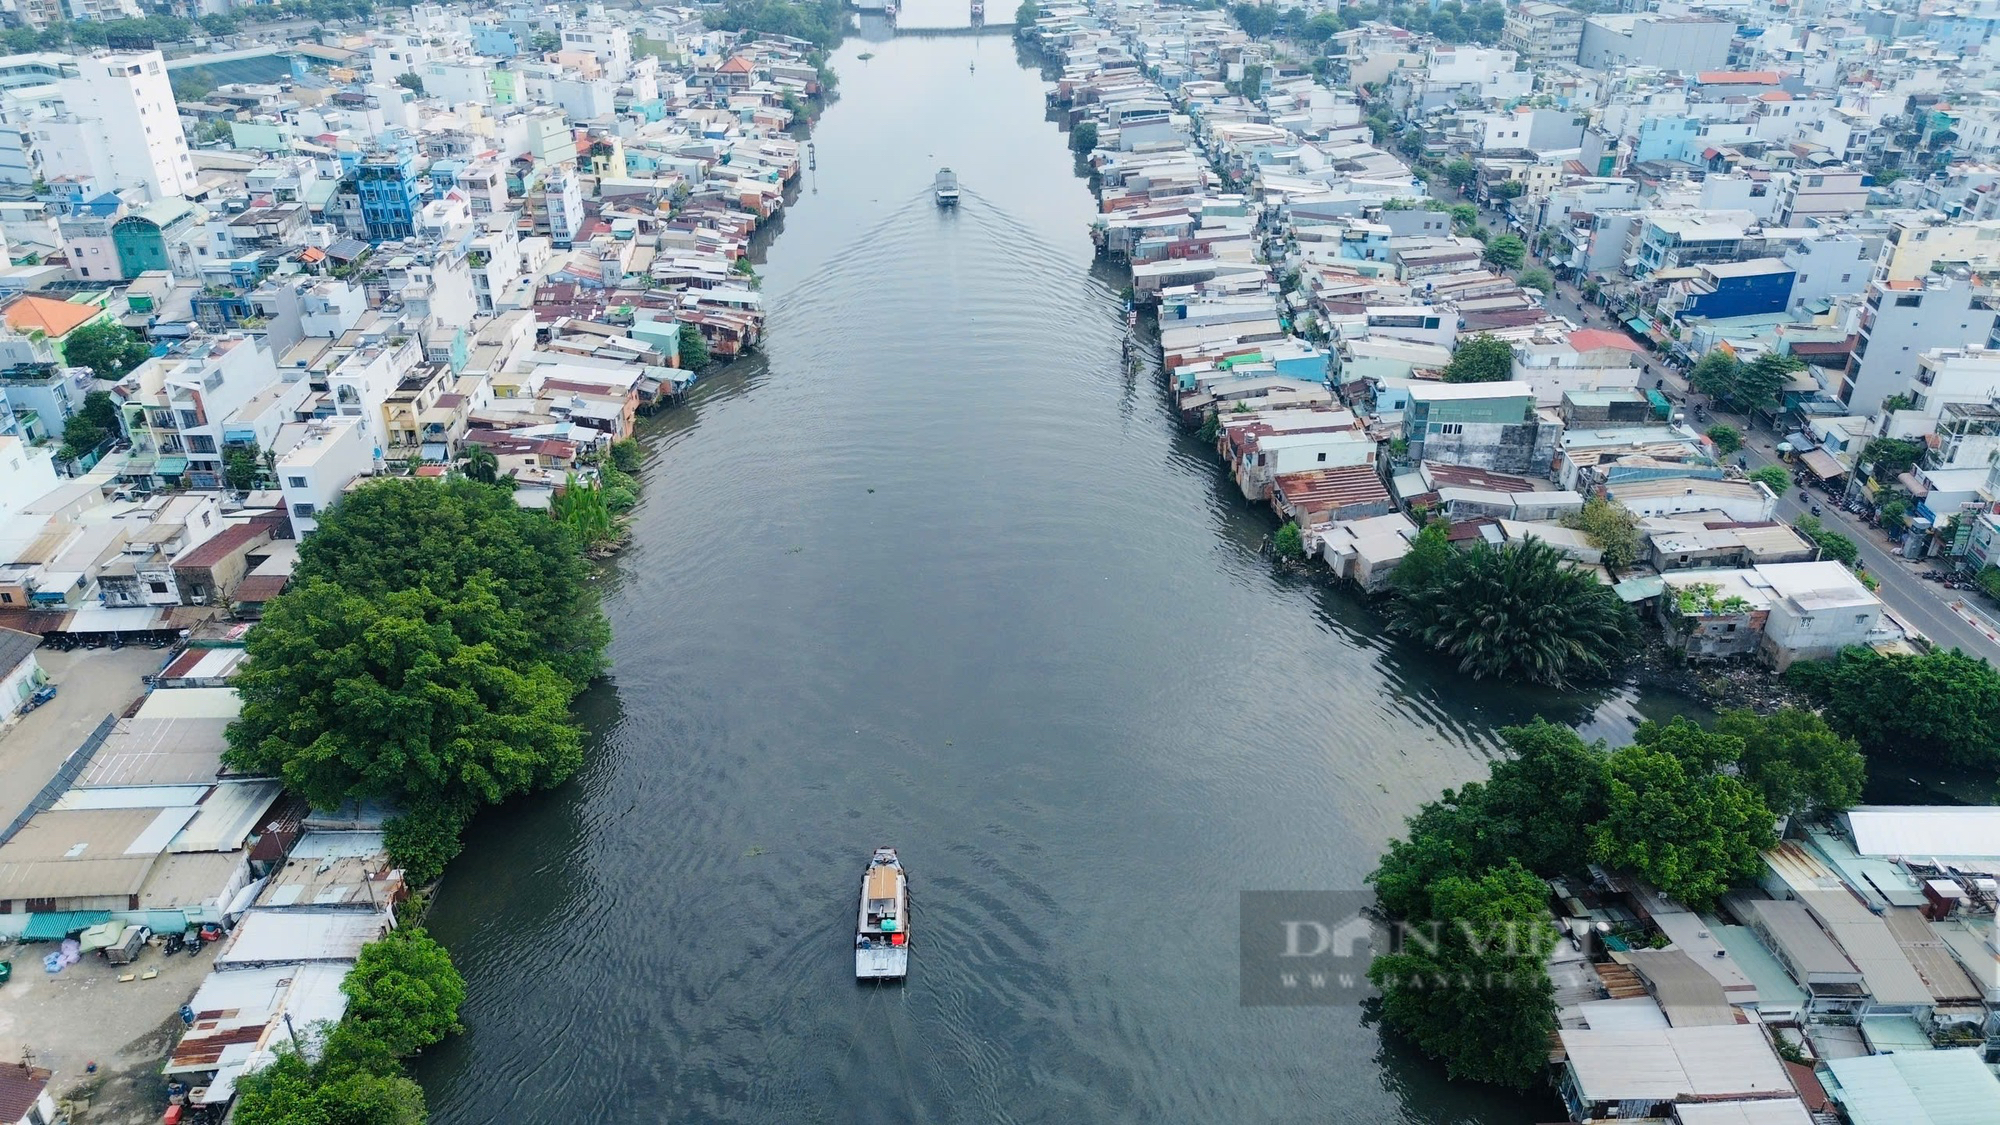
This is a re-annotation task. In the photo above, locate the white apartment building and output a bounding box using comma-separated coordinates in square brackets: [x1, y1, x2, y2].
[274, 416, 373, 535]
[38, 51, 194, 202]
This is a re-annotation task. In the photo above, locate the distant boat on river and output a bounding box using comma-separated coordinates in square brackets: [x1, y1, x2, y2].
[934, 167, 960, 207]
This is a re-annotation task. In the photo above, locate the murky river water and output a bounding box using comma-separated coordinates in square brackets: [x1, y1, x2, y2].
[413, 27, 1696, 1123]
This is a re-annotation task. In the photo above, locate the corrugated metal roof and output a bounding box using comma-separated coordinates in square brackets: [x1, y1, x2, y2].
[133, 687, 241, 720]
[126, 806, 199, 855]
[51, 785, 210, 810]
[1882, 907, 1986, 1005]
[285, 830, 386, 860]
[79, 717, 231, 788]
[1561, 1024, 1791, 1101]
[1847, 807, 2000, 861]
[1745, 898, 1859, 980]
[1825, 1048, 2000, 1124]
[1625, 948, 1736, 1027]
[137, 849, 245, 910]
[1673, 1100, 1813, 1125]
[0, 809, 162, 900]
[215, 910, 389, 967]
[169, 780, 282, 854]
[168, 962, 349, 1076]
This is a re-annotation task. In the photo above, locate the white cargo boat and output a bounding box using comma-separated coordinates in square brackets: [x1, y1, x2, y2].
[854, 846, 909, 980]
[933, 168, 960, 207]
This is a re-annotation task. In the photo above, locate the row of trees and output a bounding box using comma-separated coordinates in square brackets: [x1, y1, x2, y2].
[1230, 1, 1505, 45]
[704, 0, 849, 48]
[1369, 712, 1861, 1086]
[1688, 350, 1804, 414]
[1788, 645, 2000, 772]
[223, 477, 611, 883]
[233, 928, 466, 1125]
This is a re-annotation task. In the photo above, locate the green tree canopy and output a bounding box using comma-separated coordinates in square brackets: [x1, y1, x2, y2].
[1370, 720, 1610, 919]
[1590, 738, 1776, 909]
[1517, 267, 1553, 293]
[1390, 520, 1452, 596]
[1712, 708, 1864, 819]
[1733, 353, 1801, 412]
[62, 320, 153, 379]
[288, 477, 607, 687]
[1069, 120, 1099, 156]
[1389, 538, 1638, 686]
[1793, 514, 1859, 566]
[231, 1047, 428, 1125]
[1441, 333, 1515, 383]
[224, 442, 264, 492]
[1788, 646, 2000, 770]
[1862, 437, 1924, 477]
[341, 928, 467, 1058]
[1443, 158, 1476, 190]
[1705, 424, 1741, 455]
[224, 578, 584, 813]
[1559, 496, 1642, 572]
[703, 0, 847, 46]
[678, 322, 711, 370]
[1482, 233, 1526, 271]
[1749, 465, 1791, 495]
[1368, 862, 1558, 1089]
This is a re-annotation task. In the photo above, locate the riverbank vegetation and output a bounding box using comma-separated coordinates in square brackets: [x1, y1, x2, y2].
[1229, 0, 1505, 46]
[1387, 536, 1638, 686]
[1788, 645, 2000, 772]
[1369, 710, 1859, 1086]
[224, 477, 610, 884]
[233, 928, 466, 1124]
[704, 0, 848, 48]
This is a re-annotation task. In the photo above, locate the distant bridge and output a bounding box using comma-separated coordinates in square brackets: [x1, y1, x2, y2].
[891, 23, 1018, 37]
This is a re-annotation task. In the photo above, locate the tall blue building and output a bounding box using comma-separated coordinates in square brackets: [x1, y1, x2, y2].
[355, 150, 419, 242]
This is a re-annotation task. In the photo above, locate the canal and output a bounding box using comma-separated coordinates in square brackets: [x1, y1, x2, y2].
[413, 26, 1689, 1123]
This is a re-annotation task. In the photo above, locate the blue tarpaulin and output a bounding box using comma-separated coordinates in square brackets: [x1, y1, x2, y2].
[20, 910, 111, 942]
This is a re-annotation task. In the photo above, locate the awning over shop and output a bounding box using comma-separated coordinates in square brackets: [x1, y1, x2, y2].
[1896, 471, 1929, 497]
[20, 910, 112, 942]
[420, 442, 448, 462]
[156, 455, 189, 476]
[1801, 449, 1845, 479]
[1626, 317, 1652, 336]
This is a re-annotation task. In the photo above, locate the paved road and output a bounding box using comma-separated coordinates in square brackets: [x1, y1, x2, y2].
[1515, 234, 2000, 662]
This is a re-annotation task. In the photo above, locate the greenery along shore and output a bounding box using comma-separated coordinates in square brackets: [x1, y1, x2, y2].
[232, 926, 467, 1124]
[1368, 640, 2000, 1089]
[223, 474, 616, 884]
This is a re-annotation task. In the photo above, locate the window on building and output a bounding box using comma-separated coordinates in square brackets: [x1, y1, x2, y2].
[1438, 422, 1464, 435]
[287, 475, 308, 489]
[293, 503, 316, 518]
[1896, 294, 1922, 307]
[148, 581, 169, 594]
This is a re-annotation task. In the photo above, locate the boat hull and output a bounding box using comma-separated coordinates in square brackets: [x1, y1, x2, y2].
[856, 945, 909, 980]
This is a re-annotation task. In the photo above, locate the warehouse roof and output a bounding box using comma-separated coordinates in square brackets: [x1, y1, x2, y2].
[1673, 1100, 1813, 1125]
[215, 910, 389, 967]
[1846, 806, 2000, 860]
[0, 808, 172, 901]
[1560, 1024, 1791, 1102]
[1625, 948, 1737, 1027]
[1824, 1048, 2000, 1124]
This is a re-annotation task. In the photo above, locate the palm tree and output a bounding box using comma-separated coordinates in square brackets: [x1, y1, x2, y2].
[1389, 538, 1637, 687]
[462, 444, 499, 485]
